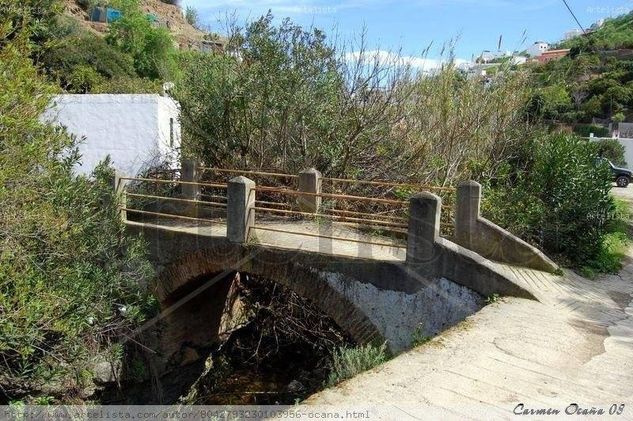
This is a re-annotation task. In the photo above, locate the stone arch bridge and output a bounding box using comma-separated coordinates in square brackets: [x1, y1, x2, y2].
[120, 166, 560, 365]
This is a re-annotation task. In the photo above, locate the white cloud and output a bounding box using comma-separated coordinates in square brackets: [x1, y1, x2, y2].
[345, 50, 469, 72]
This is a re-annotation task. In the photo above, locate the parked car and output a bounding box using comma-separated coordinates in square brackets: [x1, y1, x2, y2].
[608, 160, 632, 188]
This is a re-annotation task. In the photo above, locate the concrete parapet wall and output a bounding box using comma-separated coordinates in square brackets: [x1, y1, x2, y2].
[454, 181, 559, 273]
[406, 192, 538, 300]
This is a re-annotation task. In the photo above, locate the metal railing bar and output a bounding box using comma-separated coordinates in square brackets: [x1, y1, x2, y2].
[121, 208, 219, 223]
[253, 206, 408, 228]
[121, 177, 228, 189]
[126, 193, 228, 208]
[252, 187, 408, 205]
[251, 226, 407, 249]
[323, 208, 408, 222]
[199, 193, 228, 201]
[200, 167, 299, 179]
[322, 176, 456, 192]
[256, 200, 292, 208]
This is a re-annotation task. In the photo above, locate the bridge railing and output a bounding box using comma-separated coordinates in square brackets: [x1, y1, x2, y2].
[114, 164, 455, 252]
[115, 175, 229, 226]
[248, 186, 409, 249]
[197, 165, 456, 237]
[114, 165, 560, 272]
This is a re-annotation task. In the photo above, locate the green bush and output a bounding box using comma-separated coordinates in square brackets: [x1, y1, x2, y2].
[574, 124, 610, 138]
[483, 133, 614, 268]
[0, 10, 155, 400]
[41, 30, 137, 77]
[596, 138, 627, 166]
[582, 198, 632, 277]
[106, 0, 175, 79]
[327, 343, 389, 386]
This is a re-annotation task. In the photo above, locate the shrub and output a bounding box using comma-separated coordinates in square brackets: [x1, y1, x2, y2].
[93, 75, 162, 93]
[174, 13, 530, 184]
[40, 31, 137, 86]
[574, 124, 610, 138]
[596, 138, 627, 166]
[582, 198, 632, 277]
[106, 0, 175, 79]
[327, 343, 389, 386]
[0, 10, 155, 401]
[483, 133, 614, 268]
[185, 6, 198, 27]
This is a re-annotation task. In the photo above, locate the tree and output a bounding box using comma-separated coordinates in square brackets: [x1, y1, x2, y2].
[106, 0, 175, 79]
[613, 112, 626, 123]
[174, 14, 531, 185]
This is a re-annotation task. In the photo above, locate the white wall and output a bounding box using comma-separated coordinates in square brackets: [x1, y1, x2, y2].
[42, 94, 181, 176]
[618, 138, 633, 168]
[528, 42, 549, 57]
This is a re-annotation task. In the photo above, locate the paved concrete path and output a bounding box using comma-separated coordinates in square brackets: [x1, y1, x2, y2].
[304, 190, 633, 420]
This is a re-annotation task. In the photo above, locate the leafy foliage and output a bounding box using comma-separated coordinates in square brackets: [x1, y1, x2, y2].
[483, 134, 614, 267]
[574, 124, 610, 138]
[40, 30, 137, 92]
[530, 13, 633, 124]
[106, 0, 175, 79]
[0, 5, 155, 401]
[560, 13, 633, 51]
[174, 13, 530, 185]
[596, 138, 627, 166]
[184, 6, 198, 28]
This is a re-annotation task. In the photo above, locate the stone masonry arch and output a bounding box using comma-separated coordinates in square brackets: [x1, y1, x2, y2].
[153, 247, 386, 350]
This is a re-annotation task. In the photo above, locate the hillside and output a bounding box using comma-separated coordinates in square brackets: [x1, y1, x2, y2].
[62, 0, 209, 49]
[529, 12, 633, 128]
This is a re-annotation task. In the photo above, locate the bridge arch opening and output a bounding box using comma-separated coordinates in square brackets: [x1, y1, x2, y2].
[153, 262, 384, 404]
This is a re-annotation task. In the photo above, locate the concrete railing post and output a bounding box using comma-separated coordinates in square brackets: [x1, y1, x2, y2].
[181, 159, 200, 200]
[297, 168, 322, 213]
[227, 176, 255, 244]
[455, 181, 481, 247]
[114, 172, 129, 222]
[406, 192, 442, 264]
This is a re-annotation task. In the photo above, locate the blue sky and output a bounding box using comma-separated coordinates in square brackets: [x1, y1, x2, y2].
[182, 0, 633, 63]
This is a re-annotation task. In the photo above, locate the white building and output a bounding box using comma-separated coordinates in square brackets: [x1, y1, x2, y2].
[527, 42, 549, 57]
[42, 94, 181, 176]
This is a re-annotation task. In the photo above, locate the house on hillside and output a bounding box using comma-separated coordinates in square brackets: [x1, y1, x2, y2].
[527, 42, 549, 57]
[536, 49, 571, 64]
[42, 94, 181, 176]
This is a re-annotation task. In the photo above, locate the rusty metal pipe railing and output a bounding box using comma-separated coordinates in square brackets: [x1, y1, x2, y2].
[252, 187, 408, 206]
[253, 206, 408, 228]
[200, 167, 299, 179]
[323, 208, 408, 222]
[122, 208, 218, 223]
[322, 176, 456, 192]
[121, 177, 228, 189]
[126, 193, 228, 208]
